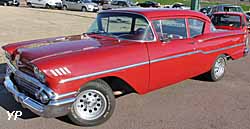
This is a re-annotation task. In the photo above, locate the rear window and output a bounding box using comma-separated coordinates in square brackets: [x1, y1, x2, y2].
[211, 14, 241, 28]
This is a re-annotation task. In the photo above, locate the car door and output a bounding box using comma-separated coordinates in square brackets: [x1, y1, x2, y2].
[70, 0, 79, 10]
[147, 17, 200, 90]
[64, 0, 71, 9]
[75, 0, 83, 10]
[67, 0, 75, 9]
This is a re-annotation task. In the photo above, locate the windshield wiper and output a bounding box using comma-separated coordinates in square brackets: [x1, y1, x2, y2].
[83, 32, 102, 35]
[84, 32, 121, 42]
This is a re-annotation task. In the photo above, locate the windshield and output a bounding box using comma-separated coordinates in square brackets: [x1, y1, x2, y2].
[211, 14, 241, 28]
[87, 13, 154, 41]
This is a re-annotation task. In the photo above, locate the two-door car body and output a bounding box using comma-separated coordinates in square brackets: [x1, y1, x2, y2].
[2, 8, 249, 126]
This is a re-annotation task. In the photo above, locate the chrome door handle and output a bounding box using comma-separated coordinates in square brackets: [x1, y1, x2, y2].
[188, 42, 196, 44]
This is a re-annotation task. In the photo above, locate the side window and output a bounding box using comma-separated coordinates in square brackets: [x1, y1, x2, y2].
[188, 19, 205, 38]
[211, 7, 216, 13]
[153, 18, 187, 40]
[118, 1, 126, 6]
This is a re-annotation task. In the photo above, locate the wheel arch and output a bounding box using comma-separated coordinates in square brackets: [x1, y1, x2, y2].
[80, 76, 140, 96]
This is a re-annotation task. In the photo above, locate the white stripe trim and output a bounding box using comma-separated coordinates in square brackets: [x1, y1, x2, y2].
[59, 68, 67, 75]
[55, 69, 63, 76]
[50, 70, 58, 76]
[63, 67, 71, 74]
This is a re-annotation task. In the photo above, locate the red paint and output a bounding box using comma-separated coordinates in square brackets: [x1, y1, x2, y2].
[2, 9, 247, 95]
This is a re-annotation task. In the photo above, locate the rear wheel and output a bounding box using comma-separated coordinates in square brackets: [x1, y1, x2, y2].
[62, 5, 67, 10]
[27, 2, 32, 7]
[68, 79, 115, 126]
[15, 3, 20, 6]
[205, 55, 227, 81]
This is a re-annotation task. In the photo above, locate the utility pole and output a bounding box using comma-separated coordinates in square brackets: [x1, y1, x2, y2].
[191, 0, 200, 11]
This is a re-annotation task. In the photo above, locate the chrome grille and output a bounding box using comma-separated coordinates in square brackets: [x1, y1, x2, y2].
[14, 75, 40, 96]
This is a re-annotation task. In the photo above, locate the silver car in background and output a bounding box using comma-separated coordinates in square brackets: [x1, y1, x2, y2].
[62, 0, 99, 12]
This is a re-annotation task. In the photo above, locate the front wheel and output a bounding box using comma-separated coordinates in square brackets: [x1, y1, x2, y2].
[206, 55, 227, 81]
[68, 79, 115, 126]
[81, 6, 87, 12]
[45, 4, 50, 9]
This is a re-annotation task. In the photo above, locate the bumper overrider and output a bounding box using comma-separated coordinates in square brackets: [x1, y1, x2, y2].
[3, 62, 77, 118]
[245, 47, 249, 56]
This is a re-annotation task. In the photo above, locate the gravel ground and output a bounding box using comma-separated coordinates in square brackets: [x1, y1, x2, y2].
[0, 6, 250, 129]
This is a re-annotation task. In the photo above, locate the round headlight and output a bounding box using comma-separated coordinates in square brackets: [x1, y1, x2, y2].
[39, 92, 49, 103]
[33, 66, 46, 83]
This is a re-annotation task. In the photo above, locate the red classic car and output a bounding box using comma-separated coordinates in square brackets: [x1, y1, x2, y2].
[211, 12, 250, 32]
[2, 8, 249, 126]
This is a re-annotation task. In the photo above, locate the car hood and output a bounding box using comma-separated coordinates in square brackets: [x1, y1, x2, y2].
[4, 34, 118, 63]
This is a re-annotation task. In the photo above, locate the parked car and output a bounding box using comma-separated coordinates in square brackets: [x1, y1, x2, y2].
[62, 0, 99, 12]
[211, 12, 249, 32]
[200, 6, 213, 15]
[137, 1, 160, 8]
[246, 11, 250, 17]
[91, 0, 109, 5]
[0, 0, 19, 6]
[27, 0, 62, 9]
[171, 2, 190, 9]
[2, 8, 249, 127]
[208, 4, 250, 22]
[102, 0, 136, 10]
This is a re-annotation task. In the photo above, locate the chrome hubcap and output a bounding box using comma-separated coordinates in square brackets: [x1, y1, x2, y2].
[74, 89, 107, 120]
[214, 57, 225, 79]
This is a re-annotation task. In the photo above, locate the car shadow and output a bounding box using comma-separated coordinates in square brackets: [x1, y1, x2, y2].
[191, 73, 213, 82]
[0, 63, 38, 119]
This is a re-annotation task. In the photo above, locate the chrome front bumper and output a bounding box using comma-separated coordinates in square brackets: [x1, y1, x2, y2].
[3, 63, 77, 118]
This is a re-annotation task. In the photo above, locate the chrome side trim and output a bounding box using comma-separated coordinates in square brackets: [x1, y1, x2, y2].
[52, 91, 78, 100]
[60, 43, 245, 83]
[59, 61, 150, 83]
[150, 50, 200, 63]
[201, 43, 245, 54]
[198, 33, 245, 43]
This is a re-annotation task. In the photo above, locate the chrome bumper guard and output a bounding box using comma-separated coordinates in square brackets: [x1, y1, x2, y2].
[244, 48, 249, 56]
[3, 62, 77, 118]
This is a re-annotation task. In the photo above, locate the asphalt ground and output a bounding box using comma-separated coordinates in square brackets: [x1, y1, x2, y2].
[0, 6, 250, 129]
